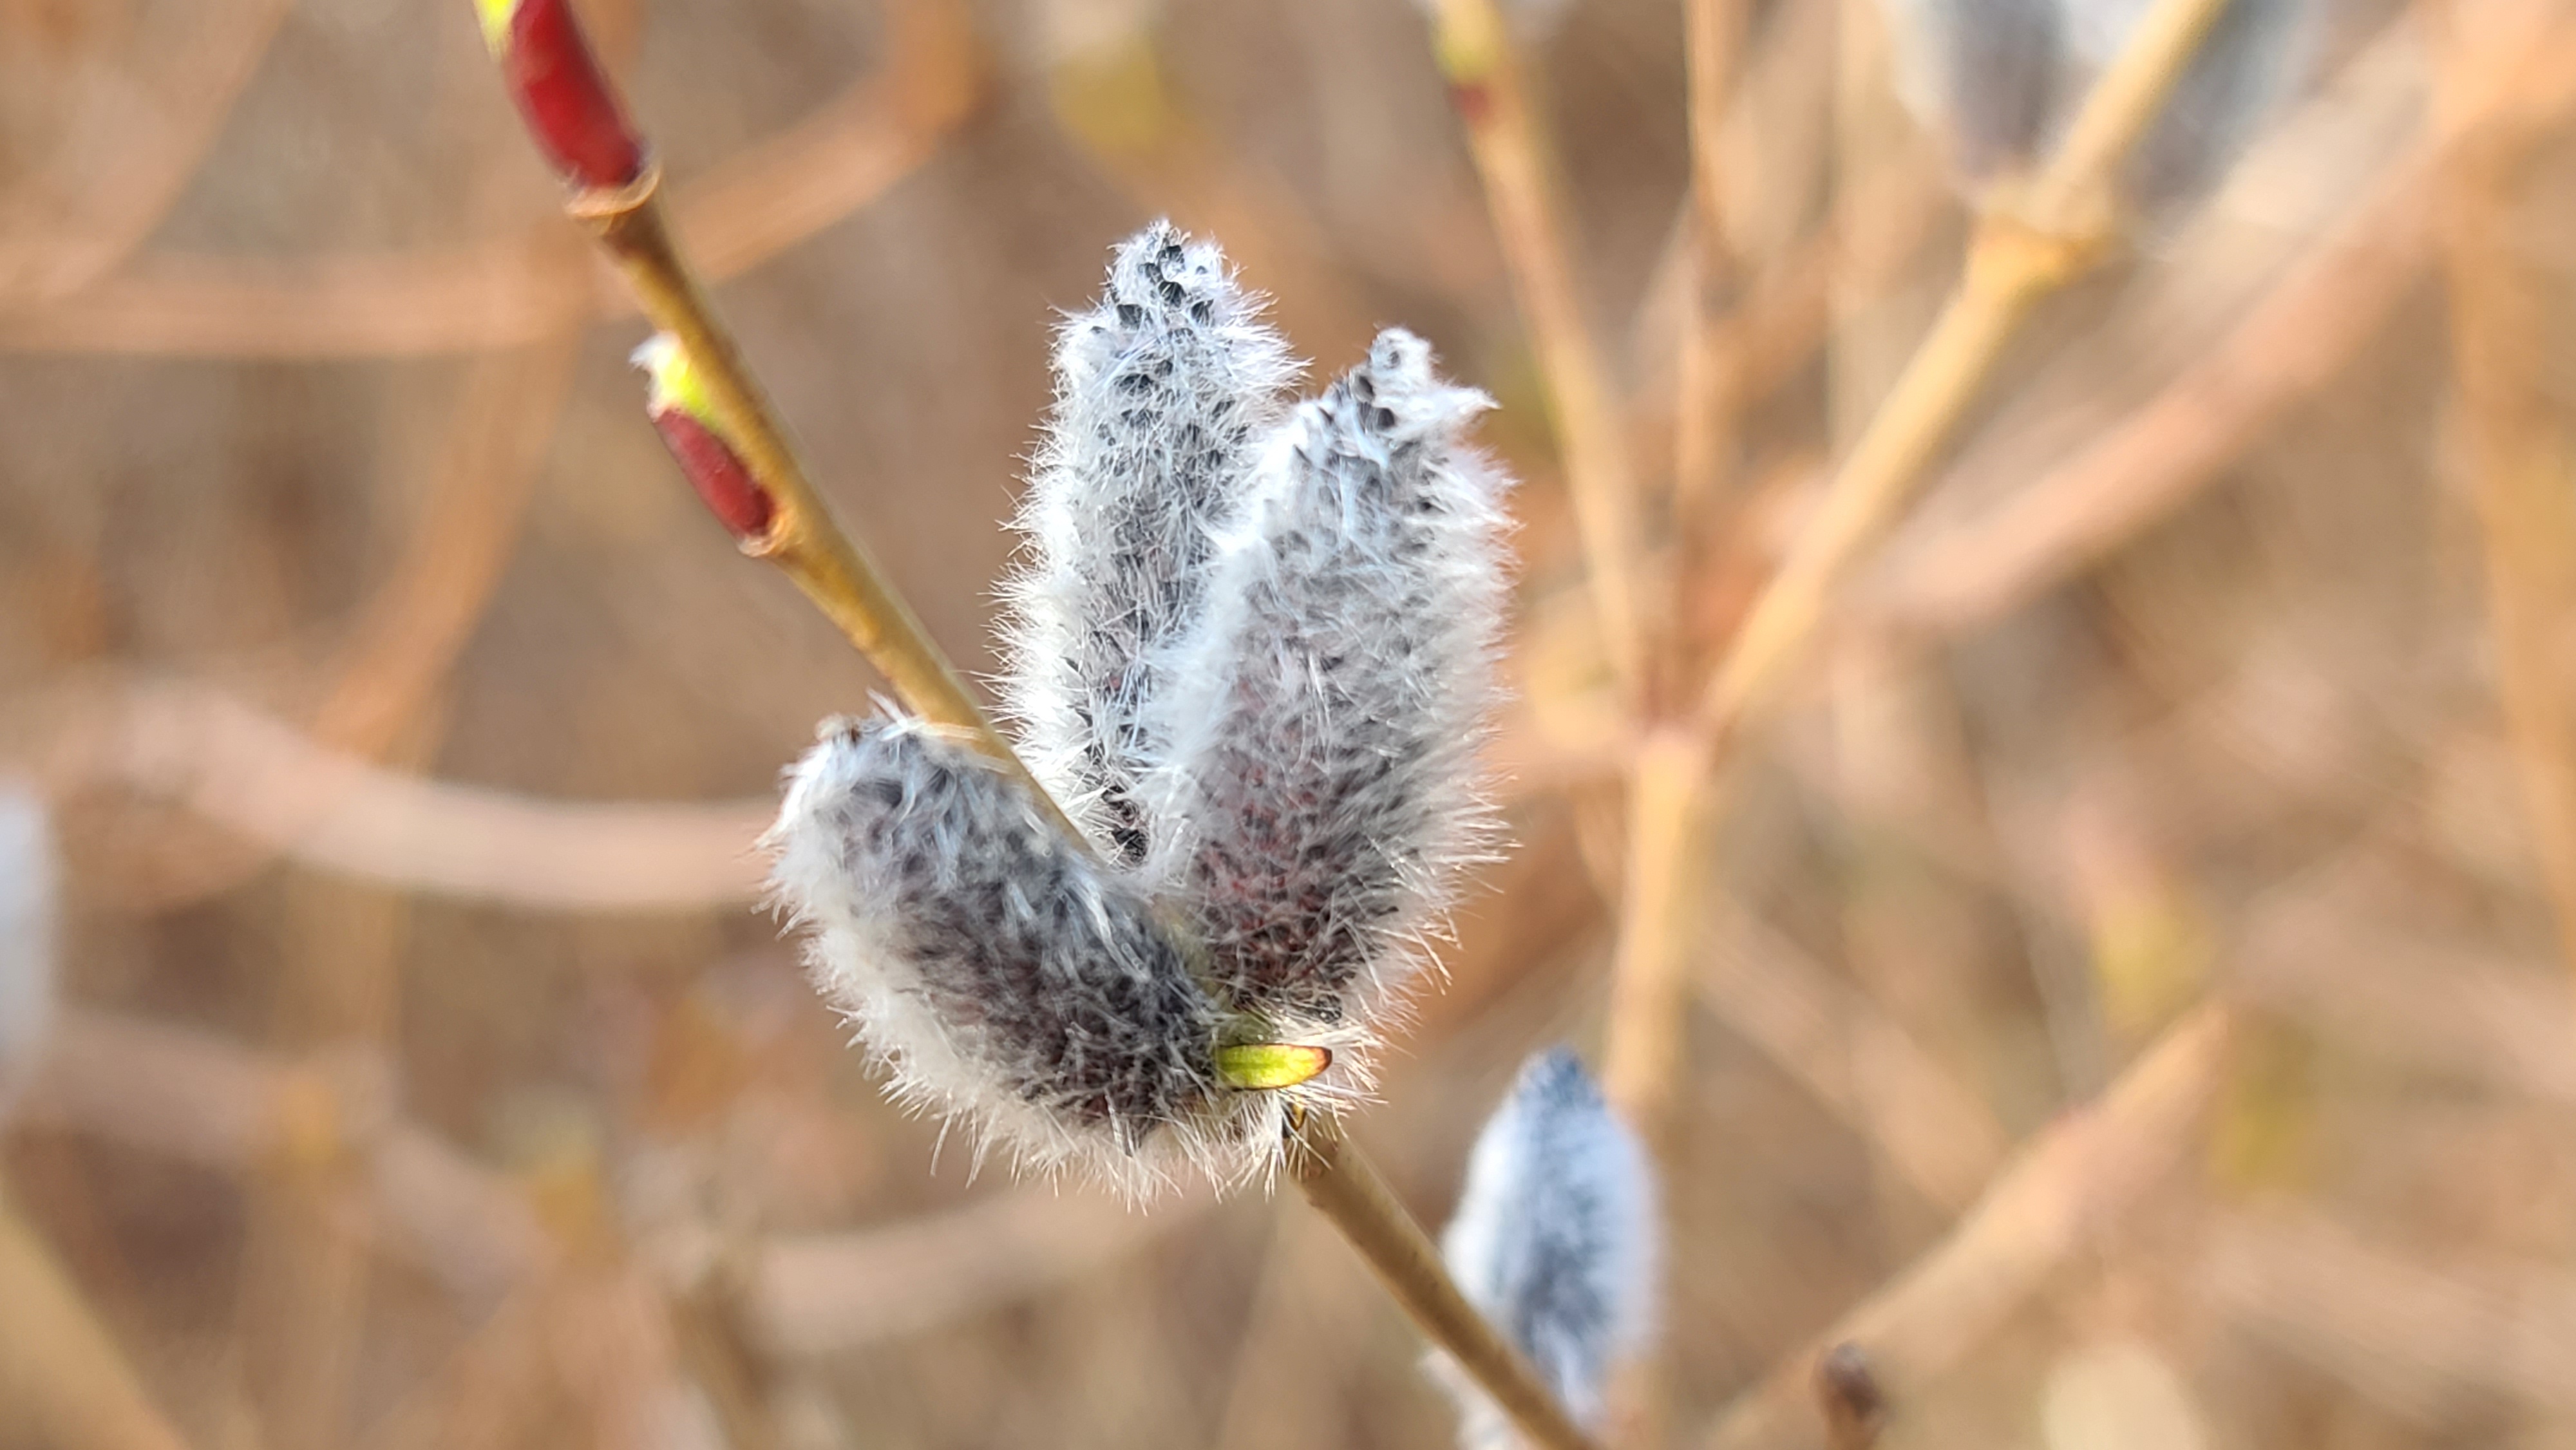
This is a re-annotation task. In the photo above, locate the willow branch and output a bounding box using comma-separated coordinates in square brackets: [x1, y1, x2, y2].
[1424, 0, 1647, 696]
[1291, 1113, 1604, 1450]
[1691, 0, 2235, 753]
[571, 177, 1070, 834]
[469, 5, 1592, 1442]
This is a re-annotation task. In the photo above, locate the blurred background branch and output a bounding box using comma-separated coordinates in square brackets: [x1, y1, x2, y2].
[7, 0, 2576, 1445]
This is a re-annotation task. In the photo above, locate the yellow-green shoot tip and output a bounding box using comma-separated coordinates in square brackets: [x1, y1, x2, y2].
[630, 334, 727, 437]
[472, 0, 516, 55]
[1215, 1042, 1332, 1091]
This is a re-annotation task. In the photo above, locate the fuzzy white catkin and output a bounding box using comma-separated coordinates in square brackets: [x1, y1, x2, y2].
[1142, 327, 1511, 1045]
[767, 715, 1287, 1194]
[1435, 1048, 1658, 1449]
[0, 784, 57, 1120]
[1005, 221, 1298, 868]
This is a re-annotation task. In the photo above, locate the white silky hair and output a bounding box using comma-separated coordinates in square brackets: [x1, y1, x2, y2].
[1141, 327, 1512, 1051]
[1002, 220, 1300, 869]
[1435, 1048, 1658, 1447]
[767, 715, 1316, 1200]
[0, 783, 56, 1121]
[771, 231, 1514, 1198]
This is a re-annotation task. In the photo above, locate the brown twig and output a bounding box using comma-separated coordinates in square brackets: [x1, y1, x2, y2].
[1424, 0, 1647, 696]
[1863, 151, 2435, 637]
[1702, 1003, 2235, 1449]
[1290, 1111, 1605, 1450]
[1692, 0, 2235, 753]
[1600, 730, 1716, 1144]
[571, 176, 1066, 825]
[21, 677, 772, 910]
[1671, 0, 1753, 537]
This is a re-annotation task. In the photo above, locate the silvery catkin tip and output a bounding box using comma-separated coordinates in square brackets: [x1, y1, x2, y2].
[766, 715, 1293, 1195]
[1004, 221, 1300, 868]
[1145, 327, 1512, 1047]
[1435, 1048, 1658, 1448]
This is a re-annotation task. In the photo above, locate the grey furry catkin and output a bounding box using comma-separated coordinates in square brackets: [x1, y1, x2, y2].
[1144, 327, 1511, 1044]
[770, 715, 1293, 1192]
[771, 231, 1515, 1192]
[0, 784, 56, 1120]
[1005, 221, 1297, 867]
[1435, 1048, 1657, 1449]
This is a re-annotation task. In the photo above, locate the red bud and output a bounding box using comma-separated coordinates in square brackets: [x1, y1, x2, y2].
[484, 0, 646, 189]
[650, 409, 775, 540]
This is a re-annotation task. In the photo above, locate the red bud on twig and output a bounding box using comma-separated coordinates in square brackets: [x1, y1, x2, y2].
[634, 335, 776, 541]
[475, 0, 646, 190]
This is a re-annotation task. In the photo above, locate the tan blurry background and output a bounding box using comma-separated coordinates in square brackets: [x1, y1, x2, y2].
[9, 0, 2576, 1446]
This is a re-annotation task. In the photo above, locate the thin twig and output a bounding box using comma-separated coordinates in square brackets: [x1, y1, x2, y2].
[570, 176, 1070, 833]
[1424, 0, 1647, 697]
[1867, 10, 2576, 638]
[1671, 0, 1752, 534]
[473, 7, 1600, 1444]
[1865, 153, 2434, 636]
[1691, 0, 2235, 753]
[1601, 730, 1716, 1142]
[1290, 1112, 1605, 1450]
[1702, 1003, 2235, 1450]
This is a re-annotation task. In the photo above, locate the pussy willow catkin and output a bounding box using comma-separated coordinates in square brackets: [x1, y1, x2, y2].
[770, 227, 1512, 1193]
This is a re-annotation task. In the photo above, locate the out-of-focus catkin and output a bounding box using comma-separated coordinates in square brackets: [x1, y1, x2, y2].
[1004, 221, 1298, 867]
[1882, 0, 2310, 202]
[1435, 1048, 1658, 1449]
[0, 784, 56, 1120]
[1146, 328, 1512, 1043]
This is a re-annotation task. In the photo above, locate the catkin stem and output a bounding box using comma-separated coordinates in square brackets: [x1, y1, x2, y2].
[1291, 1113, 1606, 1450]
[564, 169, 1077, 844]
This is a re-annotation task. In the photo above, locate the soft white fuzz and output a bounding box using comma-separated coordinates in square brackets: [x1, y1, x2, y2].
[1146, 327, 1511, 1045]
[768, 716, 1297, 1197]
[772, 229, 1513, 1195]
[1435, 1048, 1658, 1448]
[1003, 221, 1298, 868]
